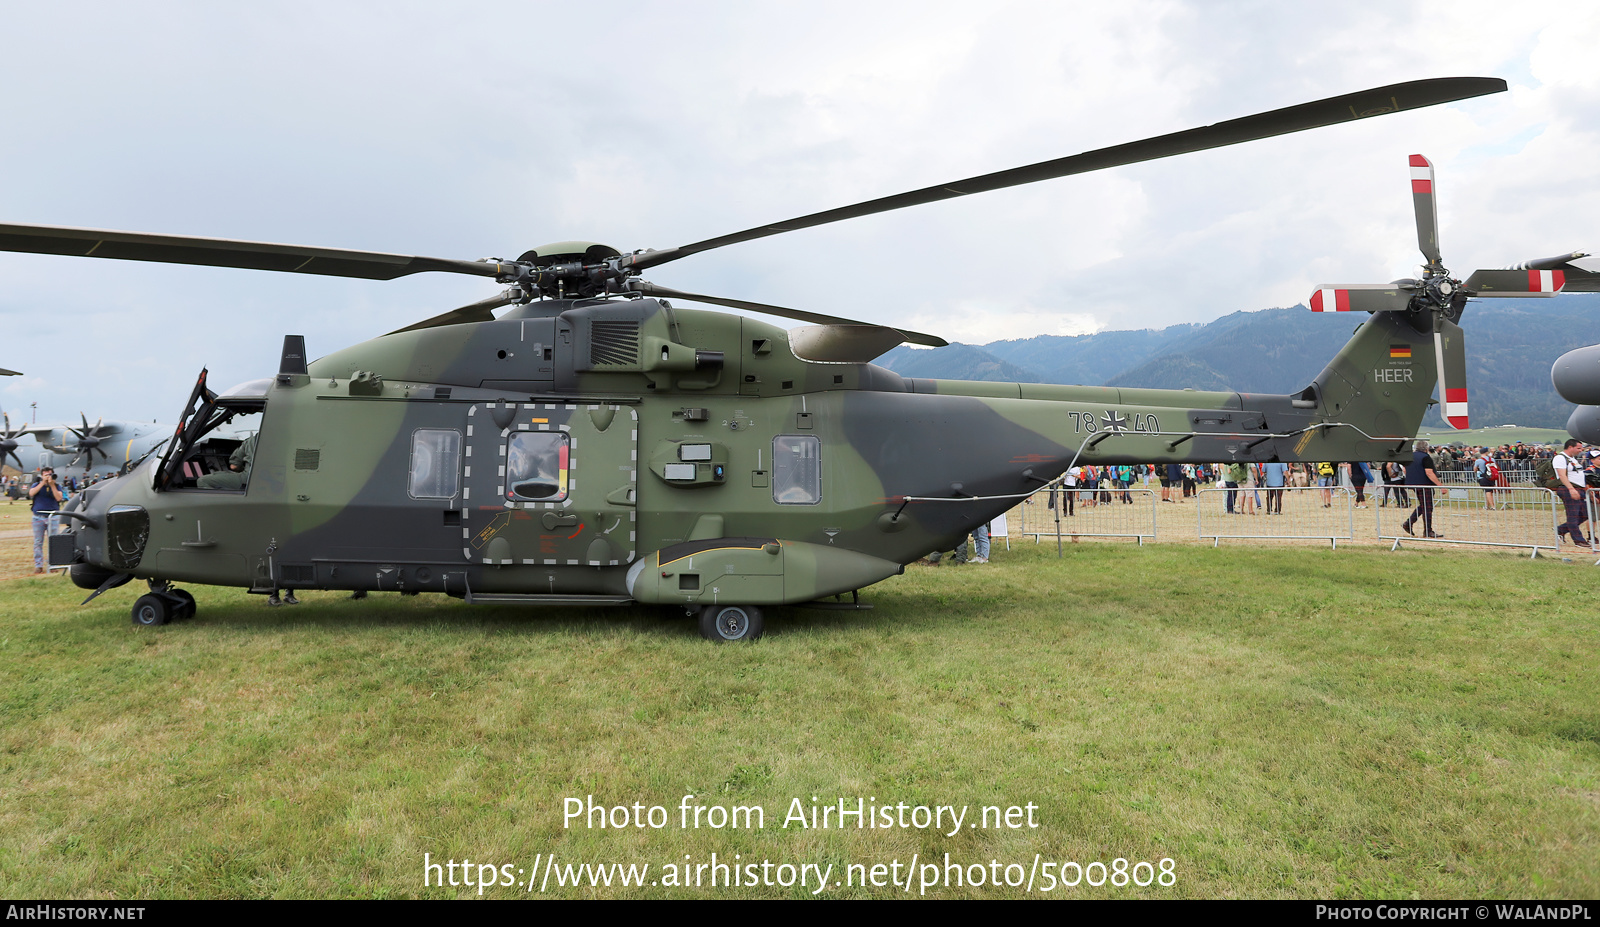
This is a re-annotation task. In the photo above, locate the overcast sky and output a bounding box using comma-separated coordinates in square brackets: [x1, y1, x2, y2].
[1, 0, 1595, 424]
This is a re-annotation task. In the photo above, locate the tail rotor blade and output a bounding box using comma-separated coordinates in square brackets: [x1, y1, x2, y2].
[1463, 268, 1567, 297]
[1410, 154, 1442, 269]
[1309, 285, 1412, 313]
[1434, 319, 1469, 429]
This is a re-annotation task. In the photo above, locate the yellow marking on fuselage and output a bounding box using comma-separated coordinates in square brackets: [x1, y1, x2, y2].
[658, 542, 773, 567]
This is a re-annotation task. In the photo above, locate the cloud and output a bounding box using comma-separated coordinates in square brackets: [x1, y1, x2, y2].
[0, 0, 1592, 420]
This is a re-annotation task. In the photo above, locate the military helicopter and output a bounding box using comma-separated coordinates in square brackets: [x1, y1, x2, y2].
[7, 76, 1565, 640]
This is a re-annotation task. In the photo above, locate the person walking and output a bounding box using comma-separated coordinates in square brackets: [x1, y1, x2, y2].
[1264, 461, 1287, 514]
[1350, 461, 1371, 508]
[1317, 461, 1335, 507]
[1474, 449, 1500, 511]
[1553, 438, 1590, 547]
[1401, 440, 1444, 538]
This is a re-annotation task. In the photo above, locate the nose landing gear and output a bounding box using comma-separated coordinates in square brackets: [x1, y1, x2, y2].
[131, 580, 196, 626]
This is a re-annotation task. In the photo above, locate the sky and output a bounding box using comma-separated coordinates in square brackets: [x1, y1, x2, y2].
[0, 0, 1595, 425]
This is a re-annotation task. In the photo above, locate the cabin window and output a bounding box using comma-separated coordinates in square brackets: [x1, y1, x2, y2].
[772, 435, 821, 505]
[507, 432, 569, 502]
[409, 429, 462, 499]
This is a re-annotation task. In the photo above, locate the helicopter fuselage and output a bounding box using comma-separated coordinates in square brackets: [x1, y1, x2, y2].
[63, 297, 1434, 612]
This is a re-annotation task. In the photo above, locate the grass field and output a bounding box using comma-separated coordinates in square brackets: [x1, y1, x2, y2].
[1, 539, 1596, 899]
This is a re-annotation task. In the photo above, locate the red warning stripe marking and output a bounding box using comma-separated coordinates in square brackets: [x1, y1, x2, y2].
[1310, 288, 1351, 312]
[1528, 269, 1566, 292]
[1409, 154, 1433, 193]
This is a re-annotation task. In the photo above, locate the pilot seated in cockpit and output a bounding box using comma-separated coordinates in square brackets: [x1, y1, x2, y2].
[196, 433, 257, 490]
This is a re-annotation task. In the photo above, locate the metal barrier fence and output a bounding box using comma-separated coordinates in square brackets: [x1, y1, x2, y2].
[1437, 470, 1537, 486]
[1015, 487, 1158, 547]
[1583, 493, 1600, 565]
[1375, 485, 1561, 557]
[1196, 485, 1355, 548]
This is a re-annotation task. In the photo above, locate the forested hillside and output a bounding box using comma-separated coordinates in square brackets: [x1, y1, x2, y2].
[875, 295, 1600, 429]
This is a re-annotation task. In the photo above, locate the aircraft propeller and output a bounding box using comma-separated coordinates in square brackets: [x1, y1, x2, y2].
[0, 78, 1508, 360]
[57, 413, 115, 472]
[1, 412, 31, 471]
[1308, 154, 1590, 430]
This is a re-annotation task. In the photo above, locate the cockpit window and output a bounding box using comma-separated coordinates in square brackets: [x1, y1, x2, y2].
[507, 432, 568, 502]
[772, 435, 821, 504]
[156, 368, 268, 491]
[408, 429, 461, 499]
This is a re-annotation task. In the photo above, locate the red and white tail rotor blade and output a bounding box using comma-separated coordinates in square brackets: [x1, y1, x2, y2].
[1434, 318, 1469, 430]
[1410, 154, 1442, 268]
[1308, 285, 1411, 313]
[1463, 267, 1567, 297]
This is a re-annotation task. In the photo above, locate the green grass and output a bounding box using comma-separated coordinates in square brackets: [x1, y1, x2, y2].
[1, 543, 1596, 898]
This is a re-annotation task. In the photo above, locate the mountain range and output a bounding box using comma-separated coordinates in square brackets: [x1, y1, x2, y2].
[876, 294, 1600, 430]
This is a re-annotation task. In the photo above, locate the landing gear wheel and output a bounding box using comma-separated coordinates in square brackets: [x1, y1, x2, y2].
[132, 594, 172, 627]
[169, 589, 196, 620]
[699, 604, 763, 642]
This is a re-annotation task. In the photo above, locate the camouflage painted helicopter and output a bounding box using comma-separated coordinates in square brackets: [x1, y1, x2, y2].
[6, 76, 1571, 639]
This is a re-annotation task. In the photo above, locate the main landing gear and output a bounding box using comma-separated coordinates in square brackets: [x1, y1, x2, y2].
[698, 604, 764, 642]
[131, 580, 196, 627]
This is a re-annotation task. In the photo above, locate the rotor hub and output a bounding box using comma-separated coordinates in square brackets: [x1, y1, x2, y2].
[482, 242, 639, 300]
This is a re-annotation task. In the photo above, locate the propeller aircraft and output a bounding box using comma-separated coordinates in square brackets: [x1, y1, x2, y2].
[7, 76, 1574, 640]
[32, 414, 176, 477]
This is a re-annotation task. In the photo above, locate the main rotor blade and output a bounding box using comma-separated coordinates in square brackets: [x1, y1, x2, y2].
[387, 290, 522, 335]
[1410, 154, 1442, 268]
[0, 223, 502, 281]
[635, 282, 949, 347]
[627, 77, 1507, 271]
[0, 367, 20, 376]
[787, 324, 918, 363]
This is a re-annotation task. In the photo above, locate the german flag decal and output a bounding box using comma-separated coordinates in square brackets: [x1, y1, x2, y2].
[1389, 344, 1412, 359]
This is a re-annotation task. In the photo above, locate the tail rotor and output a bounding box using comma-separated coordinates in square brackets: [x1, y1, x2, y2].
[1309, 154, 1578, 430]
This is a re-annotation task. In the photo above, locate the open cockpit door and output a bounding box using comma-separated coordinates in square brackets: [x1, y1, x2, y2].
[154, 368, 268, 491]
